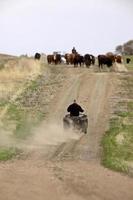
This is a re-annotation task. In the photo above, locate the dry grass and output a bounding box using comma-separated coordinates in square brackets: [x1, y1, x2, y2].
[0, 57, 41, 81]
[0, 57, 42, 102]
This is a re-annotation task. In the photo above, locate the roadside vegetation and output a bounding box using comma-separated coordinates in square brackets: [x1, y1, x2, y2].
[0, 56, 44, 160]
[0, 147, 22, 161]
[102, 61, 133, 176]
[0, 55, 65, 161]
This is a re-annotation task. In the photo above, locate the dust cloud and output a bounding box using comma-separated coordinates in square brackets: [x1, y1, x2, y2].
[0, 122, 81, 152]
[0, 129, 16, 147]
[26, 122, 81, 150]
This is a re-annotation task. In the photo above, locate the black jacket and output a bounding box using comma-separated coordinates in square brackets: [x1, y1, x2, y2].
[67, 103, 84, 116]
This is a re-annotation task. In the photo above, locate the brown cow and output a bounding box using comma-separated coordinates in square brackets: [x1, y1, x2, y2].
[47, 55, 54, 64]
[65, 53, 83, 67]
[115, 55, 122, 63]
[65, 53, 75, 65]
[106, 53, 122, 64]
[47, 54, 61, 64]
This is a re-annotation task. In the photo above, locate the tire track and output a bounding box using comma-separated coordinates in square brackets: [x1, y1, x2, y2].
[49, 72, 114, 161]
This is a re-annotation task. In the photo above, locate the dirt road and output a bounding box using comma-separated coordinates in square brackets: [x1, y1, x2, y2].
[0, 66, 133, 200]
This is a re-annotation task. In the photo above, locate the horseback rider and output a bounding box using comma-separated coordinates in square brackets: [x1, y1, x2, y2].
[72, 47, 77, 54]
[67, 100, 84, 116]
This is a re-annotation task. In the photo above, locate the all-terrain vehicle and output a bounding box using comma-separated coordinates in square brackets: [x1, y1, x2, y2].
[63, 114, 88, 134]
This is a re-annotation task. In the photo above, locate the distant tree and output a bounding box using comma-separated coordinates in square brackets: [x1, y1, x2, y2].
[123, 40, 133, 55]
[20, 54, 28, 58]
[115, 45, 123, 54]
[115, 40, 133, 55]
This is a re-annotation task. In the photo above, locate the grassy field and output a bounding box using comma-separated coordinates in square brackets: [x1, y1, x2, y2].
[123, 55, 133, 70]
[102, 67, 133, 176]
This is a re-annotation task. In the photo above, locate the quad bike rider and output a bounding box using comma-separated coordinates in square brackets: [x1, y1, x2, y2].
[63, 100, 88, 134]
[67, 99, 84, 116]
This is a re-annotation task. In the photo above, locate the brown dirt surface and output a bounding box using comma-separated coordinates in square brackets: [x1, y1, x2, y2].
[0, 65, 133, 200]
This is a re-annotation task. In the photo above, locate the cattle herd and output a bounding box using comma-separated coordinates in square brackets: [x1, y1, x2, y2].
[34, 49, 122, 70]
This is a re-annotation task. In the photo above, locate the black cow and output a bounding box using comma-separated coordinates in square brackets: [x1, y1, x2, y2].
[54, 54, 61, 65]
[84, 54, 91, 67]
[90, 54, 95, 65]
[126, 58, 131, 64]
[73, 54, 84, 67]
[34, 52, 41, 60]
[84, 54, 95, 67]
[98, 55, 113, 70]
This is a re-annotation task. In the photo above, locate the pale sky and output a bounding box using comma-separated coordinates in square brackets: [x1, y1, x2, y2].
[0, 0, 133, 56]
